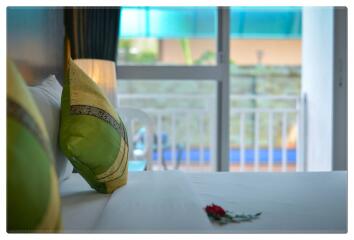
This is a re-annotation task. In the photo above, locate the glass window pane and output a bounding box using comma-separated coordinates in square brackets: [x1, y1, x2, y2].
[118, 7, 217, 65]
[117, 80, 217, 172]
[229, 7, 302, 172]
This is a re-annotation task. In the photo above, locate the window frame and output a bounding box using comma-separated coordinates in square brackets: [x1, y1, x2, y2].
[117, 7, 231, 171]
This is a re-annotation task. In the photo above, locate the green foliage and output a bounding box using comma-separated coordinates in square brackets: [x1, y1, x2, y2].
[180, 38, 193, 65]
[194, 51, 216, 65]
[130, 51, 157, 64]
[119, 39, 158, 64]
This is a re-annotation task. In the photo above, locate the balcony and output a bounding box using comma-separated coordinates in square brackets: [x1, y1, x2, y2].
[118, 94, 305, 172]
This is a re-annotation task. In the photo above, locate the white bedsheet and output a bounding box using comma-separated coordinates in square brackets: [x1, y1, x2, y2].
[186, 171, 347, 233]
[95, 171, 212, 233]
[60, 173, 110, 232]
[60, 171, 212, 233]
[60, 171, 347, 233]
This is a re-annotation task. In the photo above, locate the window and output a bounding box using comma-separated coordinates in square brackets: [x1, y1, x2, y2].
[118, 80, 217, 171]
[117, 7, 305, 172]
[229, 7, 303, 172]
[118, 7, 217, 65]
[117, 7, 220, 172]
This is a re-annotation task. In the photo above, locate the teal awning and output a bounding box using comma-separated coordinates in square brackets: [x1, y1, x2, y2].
[120, 7, 301, 39]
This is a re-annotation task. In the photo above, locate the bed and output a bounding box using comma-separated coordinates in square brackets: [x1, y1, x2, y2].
[60, 171, 347, 233]
[7, 7, 348, 234]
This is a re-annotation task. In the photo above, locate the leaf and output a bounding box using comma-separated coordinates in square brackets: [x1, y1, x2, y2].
[224, 214, 234, 220]
[204, 203, 262, 225]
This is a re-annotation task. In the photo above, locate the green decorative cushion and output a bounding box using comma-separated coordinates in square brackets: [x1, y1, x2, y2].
[59, 58, 129, 194]
[7, 61, 61, 232]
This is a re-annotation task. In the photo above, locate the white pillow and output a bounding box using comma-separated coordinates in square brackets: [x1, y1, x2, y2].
[29, 75, 73, 182]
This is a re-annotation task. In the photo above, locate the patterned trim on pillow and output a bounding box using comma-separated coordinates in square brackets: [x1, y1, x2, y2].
[70, 104, 128, 144]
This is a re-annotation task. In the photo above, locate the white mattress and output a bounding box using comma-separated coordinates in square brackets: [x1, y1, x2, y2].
[60, 171, 212, 233]
[60, 171, 347, 233]
[60, 173, 110, 232]
[186, 171, 347, 233]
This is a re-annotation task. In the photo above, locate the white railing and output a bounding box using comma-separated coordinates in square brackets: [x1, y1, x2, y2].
[230, 95, 303, 172]
[117, 94, 304, 172]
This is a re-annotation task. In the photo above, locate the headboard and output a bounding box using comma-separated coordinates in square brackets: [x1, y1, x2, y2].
[7, 7, 65, 85]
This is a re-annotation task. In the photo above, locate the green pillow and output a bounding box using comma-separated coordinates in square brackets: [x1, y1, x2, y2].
[59, 58, 129, 194]
[7, 61, 61, 232]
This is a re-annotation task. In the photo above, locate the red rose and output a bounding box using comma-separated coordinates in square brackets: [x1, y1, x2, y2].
[204, 203, 262, 225]
[205, 204, 226, 219]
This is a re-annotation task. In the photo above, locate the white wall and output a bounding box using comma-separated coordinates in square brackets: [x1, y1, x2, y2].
[302, 7, 334, 171]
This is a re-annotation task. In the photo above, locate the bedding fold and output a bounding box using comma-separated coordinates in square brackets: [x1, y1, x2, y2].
[94, 171, 212, 233]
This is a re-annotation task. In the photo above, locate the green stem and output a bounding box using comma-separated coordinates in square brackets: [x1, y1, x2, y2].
[180, 38, 193, 65]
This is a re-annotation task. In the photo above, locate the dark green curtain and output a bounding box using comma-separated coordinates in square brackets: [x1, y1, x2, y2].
[64, 7, 120, 61]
